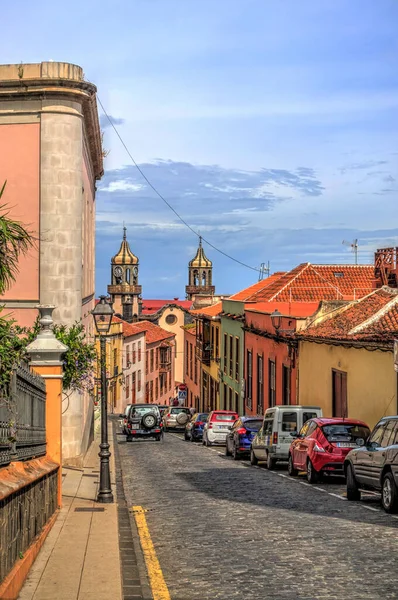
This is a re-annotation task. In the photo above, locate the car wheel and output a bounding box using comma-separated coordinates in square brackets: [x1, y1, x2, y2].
[126, 434, 132, 442]
[346, 464, 361, 501]
[250, 448, 258, 466]
[190, 433, 196, 442]
[225, 441, 232, 456]
[266, 452, 276, 470]
[206, 437, 212, 447]
[381, 472, 398, 513]
[306, 459, 319, 483]
[288, 454, 298, 477]
[155, 436, 161, 441]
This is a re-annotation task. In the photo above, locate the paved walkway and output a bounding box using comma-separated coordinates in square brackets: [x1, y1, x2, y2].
[18, 425, 123, 600]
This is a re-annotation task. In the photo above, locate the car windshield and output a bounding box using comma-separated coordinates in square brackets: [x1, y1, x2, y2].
[197, 414, 208, 421]
[321, 423, 370, 442]
[244, 419, 262, 431]
[214, 414, 237, 421]
[130, 406, 159, 417]
[170, 408, 189, 414]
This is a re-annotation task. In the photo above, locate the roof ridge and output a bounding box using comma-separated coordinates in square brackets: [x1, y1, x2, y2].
[349, 290, 398, 335]
[269, 263, 310, 301]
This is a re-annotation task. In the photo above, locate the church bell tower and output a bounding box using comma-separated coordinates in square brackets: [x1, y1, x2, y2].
[107, 228, 142, 322]
[186, 236, 215, 301]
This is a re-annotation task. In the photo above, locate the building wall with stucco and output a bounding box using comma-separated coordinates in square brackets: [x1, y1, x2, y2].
[158, 306, 186, 384]
[0, 62, 103, 464]
[298, 341, 396, 428]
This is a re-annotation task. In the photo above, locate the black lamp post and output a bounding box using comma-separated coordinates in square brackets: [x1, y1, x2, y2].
[92, 295, 115, 503]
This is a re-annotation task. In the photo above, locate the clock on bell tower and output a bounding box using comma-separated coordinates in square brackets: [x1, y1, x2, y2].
[107, 227, 141, 322]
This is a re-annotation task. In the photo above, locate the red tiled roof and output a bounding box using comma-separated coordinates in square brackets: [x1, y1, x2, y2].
[247, 263, 374, 303]
[191, 272, 286, 317]
[141, 299, 192, 314]
[302, 287, 398, 342]
[123, 320, 175, 344]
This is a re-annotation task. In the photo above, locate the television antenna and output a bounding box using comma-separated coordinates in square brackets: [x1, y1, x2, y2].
[258, 261, 270, 281]
[342, 239, 358, 265]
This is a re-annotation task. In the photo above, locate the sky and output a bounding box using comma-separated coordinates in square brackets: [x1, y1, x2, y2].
[2, 0, 398, 298]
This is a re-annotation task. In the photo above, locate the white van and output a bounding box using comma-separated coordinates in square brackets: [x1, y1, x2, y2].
[250, 405, 322, 469]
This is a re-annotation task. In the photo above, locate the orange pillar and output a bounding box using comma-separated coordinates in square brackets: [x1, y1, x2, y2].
[26, 305, 68, 508]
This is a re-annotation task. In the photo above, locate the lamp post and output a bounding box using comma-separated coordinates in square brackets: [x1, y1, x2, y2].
[270, 309, 282, 334]
[92, 295, 115, 503]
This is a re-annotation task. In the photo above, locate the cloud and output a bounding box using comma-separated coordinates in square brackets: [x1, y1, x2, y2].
[340, 160, 388, 174]
[99, 114, 125, 129]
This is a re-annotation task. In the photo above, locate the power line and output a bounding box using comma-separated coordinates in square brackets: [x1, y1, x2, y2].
[97, 97, 260, 273]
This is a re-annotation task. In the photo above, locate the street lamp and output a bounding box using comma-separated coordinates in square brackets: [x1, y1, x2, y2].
[270, 309, 282, 333]
[92, 295, 114, 503]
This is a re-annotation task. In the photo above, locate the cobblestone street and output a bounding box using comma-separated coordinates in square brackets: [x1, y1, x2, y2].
[119, 432, 398, 600]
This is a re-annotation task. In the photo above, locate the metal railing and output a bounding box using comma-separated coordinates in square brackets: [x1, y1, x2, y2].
[0, 362, 46, 467]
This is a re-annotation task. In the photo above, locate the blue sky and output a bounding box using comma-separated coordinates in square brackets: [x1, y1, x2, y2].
[2, 0, 398, 297]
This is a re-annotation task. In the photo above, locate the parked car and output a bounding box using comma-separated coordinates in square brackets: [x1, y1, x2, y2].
[250, 405, 322, 469]
[184, 413, 208, 442]
[120, 404, 134, 435]
[288, 417, 370, 483]
[125, 404, 163, 441]
[163, 407, 191, 431]
[225, 416, 263, 460]
[158, 405, 169, 419]
[202, 411, 239, 446]
[344, 416, 398, 513]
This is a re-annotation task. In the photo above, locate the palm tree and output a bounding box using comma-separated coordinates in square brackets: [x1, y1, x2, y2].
[0, 181, 34, 294]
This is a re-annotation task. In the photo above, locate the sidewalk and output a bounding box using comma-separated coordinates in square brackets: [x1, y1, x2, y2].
[18, 424, 123, 600]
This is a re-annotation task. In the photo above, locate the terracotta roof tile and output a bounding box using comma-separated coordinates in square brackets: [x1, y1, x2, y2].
[123, 320, 175, 344]
[141, 299, 192, 314]
[302, 287, 398, 342]
[247, 263, 374, 303]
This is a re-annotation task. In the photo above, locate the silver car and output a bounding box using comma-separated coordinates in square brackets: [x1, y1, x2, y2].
[163, 407, 191, 431]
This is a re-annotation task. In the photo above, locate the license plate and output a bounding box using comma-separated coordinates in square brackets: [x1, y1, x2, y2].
[216, 426, 227, 431]
[336, 442, 356, 448]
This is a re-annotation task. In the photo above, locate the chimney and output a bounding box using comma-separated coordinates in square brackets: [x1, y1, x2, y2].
[373, 247, 398, 289]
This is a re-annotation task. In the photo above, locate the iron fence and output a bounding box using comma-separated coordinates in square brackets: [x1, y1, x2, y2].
[0, 362, 46, 467]
[0, 469, 58, 582]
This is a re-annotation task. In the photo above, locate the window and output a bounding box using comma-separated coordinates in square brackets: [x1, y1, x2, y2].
[150, 349, 154, 372]
[194, 355, 198, 385]
[268, 360, 276, 408]
[211, 326, 215, 358]
[282, 411, 297, 433]
[332, 369, 347, 417]
[223, 334, 228, 374]
[299, 420, 311, 438]
[189, 343, 193, 379]
[137, 370, 141, 392]
[229, 336, 233, 378]
[132, 372, 136, 402]
[156, 349, 159, 370]
[215, 327, 219, 361]
[126, 345, 131, 366]
[168, 370, 172, 390]
[228, 386, 233, 411]
[303, 411, 318, 424]
[150, 381, 153, 402]
[138, 341, 142, 362]
[257, 355, 263, 414]
[113, 349, 118, 377]
[166, 314, 177, 325]
[235, 338, 239, 382]
[380, 420, 396, 447]
[282, 365, 291, 405]
[263, 419, 273, 436]
[247, 350, 253, 409]
[132, 343, 136, 365]
[146, 351, 149, 375]
[155, 377, 158, 400]
[234, 391, 239, 414]
[125, 375, 130, 399]
[185, 340, 189, 376]
[145, 382, 149, 402]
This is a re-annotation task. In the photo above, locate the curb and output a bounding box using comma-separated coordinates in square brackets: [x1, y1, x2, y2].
[112, 420, 153, 600]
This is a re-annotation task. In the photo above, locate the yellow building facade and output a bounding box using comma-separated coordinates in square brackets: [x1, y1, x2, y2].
[95, 318, 124, 414]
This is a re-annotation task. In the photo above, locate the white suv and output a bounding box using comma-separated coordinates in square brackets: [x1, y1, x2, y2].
[202, 411, 239, 446]
[163, 407, 191, 430]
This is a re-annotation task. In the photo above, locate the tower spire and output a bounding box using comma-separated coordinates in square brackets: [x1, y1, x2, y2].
[123, 226, 127, 241]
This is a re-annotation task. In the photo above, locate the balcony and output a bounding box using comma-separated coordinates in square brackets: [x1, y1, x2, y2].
[196, 340, 211, 366]
[159, 361, 171, 373]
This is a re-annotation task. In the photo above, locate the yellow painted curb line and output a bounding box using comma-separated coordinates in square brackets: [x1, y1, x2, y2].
[132, 505, 171, 600]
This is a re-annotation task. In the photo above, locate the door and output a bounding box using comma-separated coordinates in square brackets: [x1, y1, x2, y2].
[256, 418, 272, 460]
[293, 421, 313, 470]
[332, 370, 347, 417]
[279, 410, 298, 459]
[355, 424, 385, 487]
[371, 420, 396, 488]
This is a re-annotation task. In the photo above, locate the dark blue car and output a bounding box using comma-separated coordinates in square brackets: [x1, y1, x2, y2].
[225, 417, 263, 460]
[185, 413, 209, 442]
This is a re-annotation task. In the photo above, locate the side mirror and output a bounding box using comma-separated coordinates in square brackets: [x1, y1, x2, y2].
[356, 438, 365, 447]
[290, 432, 298, 438]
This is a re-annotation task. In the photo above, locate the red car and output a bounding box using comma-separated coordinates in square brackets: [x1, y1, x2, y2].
[288, 417, 370, 483]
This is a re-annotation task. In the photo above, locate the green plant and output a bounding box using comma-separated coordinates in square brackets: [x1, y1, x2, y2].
[52, 322, 96, 393]
[0, 181, 34, 295]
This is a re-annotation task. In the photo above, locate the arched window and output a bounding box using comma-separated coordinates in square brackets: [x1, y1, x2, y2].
[202, 271, 207, 286]
[193, 270, 199, 286]
[208, 270, 212, 285]
[126, 268, 131, 284]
